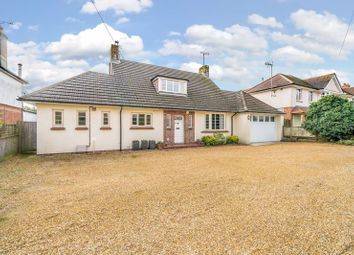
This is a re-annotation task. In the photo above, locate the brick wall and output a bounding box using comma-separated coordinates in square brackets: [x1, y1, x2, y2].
[0, 104, 22, 125]
[163, 110, 195, 145]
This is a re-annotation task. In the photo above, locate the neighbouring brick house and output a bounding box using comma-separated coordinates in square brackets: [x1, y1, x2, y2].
[0, 26, 27, 125]
[19, 44, 284, 154]
[342, 83, 354, 102]
[246, 73, 344, 127]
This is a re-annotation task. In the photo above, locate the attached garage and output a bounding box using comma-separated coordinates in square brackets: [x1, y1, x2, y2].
[250, 115, 277, 143]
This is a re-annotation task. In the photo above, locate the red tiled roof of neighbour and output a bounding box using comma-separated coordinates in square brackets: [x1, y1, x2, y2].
[342, 87, 354, 95]
[247, 73, 339, 93]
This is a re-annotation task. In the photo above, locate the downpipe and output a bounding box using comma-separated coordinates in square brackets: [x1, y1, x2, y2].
[231, 113, 237, 136]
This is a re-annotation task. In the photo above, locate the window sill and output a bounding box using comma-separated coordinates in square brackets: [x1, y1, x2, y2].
[51, 127, 65, 131]
[75, 127, 88, 131]
[201, 130, 228, 133]
[130, 126, 154, 130]
[100, 127, 112, 130]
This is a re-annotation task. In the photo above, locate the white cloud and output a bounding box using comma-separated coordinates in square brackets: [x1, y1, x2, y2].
[28, 25, 39, 32]
[272, 9, 354, 58]
[9, 22, 22, 30]
[272, 46, 324, 64]
[248, 14, 283, 29]
[159, 40, 204, 57]
[116, 17, 130, 24]
[7, 41, 87, 91]
[168, 31, 181, 36]
[185, 24, 267, 52]
[45, 23, 146, 60]
[81, 0, 153, 15]
[65, 16, 80, 23]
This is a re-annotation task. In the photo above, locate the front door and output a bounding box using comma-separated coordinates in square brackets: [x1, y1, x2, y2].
[174, 116, 184, 143]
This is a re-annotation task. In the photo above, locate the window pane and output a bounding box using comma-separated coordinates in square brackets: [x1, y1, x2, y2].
[265, 116, 270, 122]
[132, 114, 137, 125]
[55, 111, 62, 125]
[219, 114, 224, 129]
[103, 112, 109, 126]
[188, 115, 193, 128]
[166, 114, 171, 128]
[270, 116, 275, 122]
[161, 79, 167, 91]
[205, 114, 209, 129]
[252, 116, 258, 122]
[78, 112, 86, 126]
[146, 115, 151, 125]
[259, 116, 264, 122]
[138, 114, 145, 126]
[167, 80, 173, 92]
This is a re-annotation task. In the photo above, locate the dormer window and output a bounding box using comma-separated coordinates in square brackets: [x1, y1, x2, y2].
[153, 76, 187, 95]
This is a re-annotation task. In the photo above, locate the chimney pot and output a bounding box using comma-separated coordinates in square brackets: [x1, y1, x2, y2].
[199, 65, 209, 78]
[18, 63, 22, 78]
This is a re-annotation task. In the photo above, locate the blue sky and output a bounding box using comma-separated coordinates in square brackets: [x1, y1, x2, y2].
[2, 0, 354, 91]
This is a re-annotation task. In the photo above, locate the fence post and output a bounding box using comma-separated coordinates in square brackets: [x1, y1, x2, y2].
[17, 121, 22, 153]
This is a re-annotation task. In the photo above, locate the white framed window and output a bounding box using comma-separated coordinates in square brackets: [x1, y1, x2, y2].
[296, 89, 302, 102]
[265, 116, 270, 122]
[309, 91, 313, 102]
[252, 115, 258, 122]
[166, 114, 171, 128]
[102, 111, 110, 127]
[188, 115, 193, 128]
[205, 113, 225, 130]
[259, 116, 264, 122]
[131, 113, 152, 127]
[270, 116, 275, 122]
[77, 111, 87, 127]
[158, 78, 187, 94]
[53, 109, 64, 127]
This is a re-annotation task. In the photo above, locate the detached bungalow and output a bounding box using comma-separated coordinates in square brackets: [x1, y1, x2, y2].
[20, 45, 283, 154]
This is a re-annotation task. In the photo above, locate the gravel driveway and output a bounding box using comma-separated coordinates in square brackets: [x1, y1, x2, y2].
[0, 143, 353, 254]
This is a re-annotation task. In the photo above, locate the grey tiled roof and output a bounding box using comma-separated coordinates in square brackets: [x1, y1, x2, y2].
[20, 60, 281, 114]
[304, 73, 336, 89]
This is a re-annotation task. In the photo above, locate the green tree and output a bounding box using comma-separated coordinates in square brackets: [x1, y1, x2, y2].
[303, 95, 354, 141]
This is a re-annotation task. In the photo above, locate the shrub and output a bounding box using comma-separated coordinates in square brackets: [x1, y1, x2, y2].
[201, 135, 217, 146]
[201, 133, 226, 146]
[226, 135, 239, 144]
[336, 139, 354, 146]
[303, 95, 354, 141]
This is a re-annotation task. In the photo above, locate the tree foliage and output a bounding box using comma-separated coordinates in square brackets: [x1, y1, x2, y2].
[303, 95, 354, 141]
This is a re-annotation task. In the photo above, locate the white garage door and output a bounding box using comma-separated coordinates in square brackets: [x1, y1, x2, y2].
[250, 115, 277, 143]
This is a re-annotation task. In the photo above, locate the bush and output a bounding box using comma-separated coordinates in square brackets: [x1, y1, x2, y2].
[336, 139, 354, 146]
[201, 133, 226, 146]
[303, 95, 354, 141]
[226, 135, 239, 144]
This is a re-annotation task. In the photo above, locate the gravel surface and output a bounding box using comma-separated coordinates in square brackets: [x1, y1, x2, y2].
[0, 143, 353, 254]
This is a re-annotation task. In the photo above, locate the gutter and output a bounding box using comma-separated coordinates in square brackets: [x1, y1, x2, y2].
[120, 106, 123, 151]
[231, 113, 238, 136]
[86, 106, 92, 148]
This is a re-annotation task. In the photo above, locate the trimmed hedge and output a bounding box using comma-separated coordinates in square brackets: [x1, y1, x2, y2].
[201, 134, 239, 146]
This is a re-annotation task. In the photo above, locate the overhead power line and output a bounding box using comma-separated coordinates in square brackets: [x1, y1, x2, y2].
[89, 0, 115, 43]
[339, 11, 354, 57]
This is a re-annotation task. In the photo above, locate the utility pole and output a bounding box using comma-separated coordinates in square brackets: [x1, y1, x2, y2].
[200, 51, 210, 65]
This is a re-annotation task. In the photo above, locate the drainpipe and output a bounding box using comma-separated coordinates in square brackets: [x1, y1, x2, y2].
[231, 113, 238, 136]
[86, 106, 92, 149]
[119, 106, 123, 151]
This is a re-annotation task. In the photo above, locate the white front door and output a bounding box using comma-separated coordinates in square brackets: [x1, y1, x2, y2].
[174, 116, 184, 143]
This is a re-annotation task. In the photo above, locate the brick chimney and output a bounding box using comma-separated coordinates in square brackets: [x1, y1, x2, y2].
[109, 42, 120, 75]
[199, 65, 209, 78]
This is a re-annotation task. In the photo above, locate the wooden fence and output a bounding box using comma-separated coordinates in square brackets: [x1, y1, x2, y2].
[0, 122, 36, 160]
[283, 127, 315, 138]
